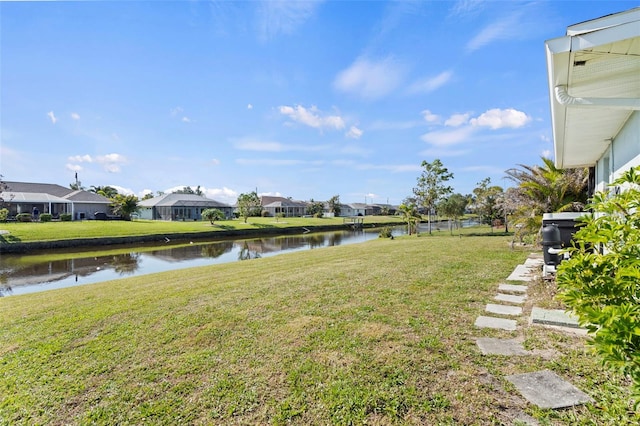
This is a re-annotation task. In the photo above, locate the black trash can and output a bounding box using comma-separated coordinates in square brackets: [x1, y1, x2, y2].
[541, 223, 562, 266]
[542, 212, 582, 248]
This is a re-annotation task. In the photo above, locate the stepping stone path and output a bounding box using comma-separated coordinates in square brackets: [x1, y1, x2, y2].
[506, 370, 593, 409]
[495, 293, 526, 304]
[476, 338, 531, 356]
[475, 315, 517, 331]
[486, 303, 522, 316]
[473, 254, 592, 414]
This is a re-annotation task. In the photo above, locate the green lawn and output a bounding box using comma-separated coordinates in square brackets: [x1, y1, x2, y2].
[0, 216, 402, 244]
[0, 233, 636, 424]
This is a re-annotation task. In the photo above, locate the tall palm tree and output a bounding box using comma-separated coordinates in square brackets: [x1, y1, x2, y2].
[90, 185, 119, 199]
[505, 157, 588, 215]
[398, 203, 421, 236]
[505, 157, 588, 238]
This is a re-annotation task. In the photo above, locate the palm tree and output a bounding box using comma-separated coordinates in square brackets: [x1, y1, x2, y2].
[505, 157, 588, 237]
[398, 203, 421, 236]
[505, 157, 588, 214]
[111, 194, 139, 221]
[90, 185, 119, 199]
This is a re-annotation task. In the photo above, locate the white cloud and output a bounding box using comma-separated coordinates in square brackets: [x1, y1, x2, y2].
[278, 105, 345, 131]
[346, 126, 363, 139]
[211, 158, 220, 166]
[470, 108, 531, 129]
[408, 70, 453, 94]
[182, 116, 192, 123]
[65, 163, 82, 172]
[333, 56, 405, 100]
[170, 107, 183, 116]
[422, 110, 440, 123]
[445, 113, 470, 127]
[96, 153, 127, 164]
[110, 185, 134, 195]
[68, 154, 93, 163]
[259, 191, 284, 197]
[541, 149, 552, 158]
[466, 10, 523, 52]
[421, 126, 476, 147]
[140, 189, 154, 198]
[205, 187, 238, 205]
[47, 111, 57, 124]
[257, 0, 322, 42]
[70, 112, 80, 120]
[247, 104, 253, 110]
[67, 153, 127, 173]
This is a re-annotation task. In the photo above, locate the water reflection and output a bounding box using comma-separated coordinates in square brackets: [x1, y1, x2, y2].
[0, 228, 400, 296]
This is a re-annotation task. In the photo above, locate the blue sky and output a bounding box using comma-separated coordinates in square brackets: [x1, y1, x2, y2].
[1, 1, 636, 205]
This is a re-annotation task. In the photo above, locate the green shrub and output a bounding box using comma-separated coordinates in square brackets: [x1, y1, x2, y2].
[39, 213, 52, 222]
[557, 165, 640, 404]
[16, 213, 32, 222]
[0, 208, 8, 222]
[60, 213, 72, 222]
[378, 226, 393, 238]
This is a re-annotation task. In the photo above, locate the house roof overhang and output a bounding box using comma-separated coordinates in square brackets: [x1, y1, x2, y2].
[545, 7, 640, 169]
[0, 192, 72, 204]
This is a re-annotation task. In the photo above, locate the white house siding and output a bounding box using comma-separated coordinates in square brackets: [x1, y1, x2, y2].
[595, 111, 640, 192]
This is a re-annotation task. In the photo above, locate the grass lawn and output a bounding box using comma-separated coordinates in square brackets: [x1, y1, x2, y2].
[0, 233, 636, 424]
[0, 216, 402, 244]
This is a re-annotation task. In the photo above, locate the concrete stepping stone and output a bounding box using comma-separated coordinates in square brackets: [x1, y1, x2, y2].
[498, 283, 528, 294]
[531, 307, 581, 329]
[524, 257, 544, 268]
[476, 338, 531, 356]
[486, 303, 522, 316]
[506, 370, 593, 409]
[507, 264, 535, 281]
[495, 293, 526, 304]
[474, 315, 517, 331]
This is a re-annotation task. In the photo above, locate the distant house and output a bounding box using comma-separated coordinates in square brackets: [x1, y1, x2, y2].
[0, 181, 111, 220]
[545, 7, 640, 194]
[138, 193, 233, 221]
[347, 203, 368, 216]
[260, 196, 308, 217]
[322, 202, 352, 217]
[373, 204, 397, 216]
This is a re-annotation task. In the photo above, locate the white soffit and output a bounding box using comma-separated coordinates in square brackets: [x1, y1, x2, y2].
[546, 8, 640, 169]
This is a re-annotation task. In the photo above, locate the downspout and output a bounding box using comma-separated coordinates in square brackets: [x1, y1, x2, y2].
[555, 85, 640, 110]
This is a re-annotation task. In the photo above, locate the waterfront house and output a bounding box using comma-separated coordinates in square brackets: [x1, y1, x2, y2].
[138, 193, 233, 221]
[260, 196, 308, 217]
[0, 181, 111, 220]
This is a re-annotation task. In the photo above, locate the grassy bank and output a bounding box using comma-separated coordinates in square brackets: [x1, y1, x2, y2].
[0, 234, 636, 424]
[0, 216, 401, 244]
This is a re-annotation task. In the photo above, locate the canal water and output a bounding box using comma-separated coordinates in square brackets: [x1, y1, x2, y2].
[0, 227, 405, 297]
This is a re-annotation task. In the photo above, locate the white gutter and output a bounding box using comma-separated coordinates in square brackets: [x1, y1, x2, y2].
[554, 85, 640, 110]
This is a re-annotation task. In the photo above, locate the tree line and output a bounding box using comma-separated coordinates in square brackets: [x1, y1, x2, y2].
[397, 157, 588, 239]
